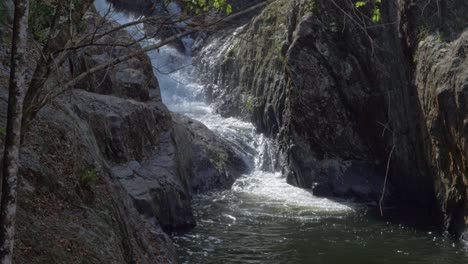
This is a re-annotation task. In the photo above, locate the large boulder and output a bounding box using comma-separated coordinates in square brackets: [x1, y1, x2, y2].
[9, 90, 178, 264]
[172, 113, 251, 193]
[70, 11, 159, 102]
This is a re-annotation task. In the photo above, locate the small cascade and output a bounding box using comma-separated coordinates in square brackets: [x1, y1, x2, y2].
[95, 0, 354, 226]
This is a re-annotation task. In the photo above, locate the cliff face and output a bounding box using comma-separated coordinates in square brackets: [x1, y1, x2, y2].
[0, 7, 249, 263]
[195, 0, 468, 238]
[196, 0, 396, 203]
[415, 32, 468, 237]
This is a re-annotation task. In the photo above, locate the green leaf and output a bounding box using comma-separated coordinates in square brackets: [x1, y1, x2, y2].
[0, 127, 6, 140]
[226, 4, 232, 15]
[181, 0, 232, 15]
[372, 7, 381, 22]
[355, 1, 367, 8]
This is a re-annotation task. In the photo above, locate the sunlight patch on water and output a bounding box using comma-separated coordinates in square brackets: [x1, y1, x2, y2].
[233, 171, 354, 214]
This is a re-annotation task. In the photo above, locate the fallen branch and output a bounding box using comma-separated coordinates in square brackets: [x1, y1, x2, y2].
[380, 143, 395, 216]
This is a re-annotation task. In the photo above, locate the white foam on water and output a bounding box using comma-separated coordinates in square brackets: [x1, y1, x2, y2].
[233, 171, 354, 213]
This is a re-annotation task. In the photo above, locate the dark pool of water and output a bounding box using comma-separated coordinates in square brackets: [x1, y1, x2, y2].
[174, 174, 468, 264]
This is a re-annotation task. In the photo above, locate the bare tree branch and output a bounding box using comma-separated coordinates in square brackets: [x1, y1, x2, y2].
[64, 0, 271, 90]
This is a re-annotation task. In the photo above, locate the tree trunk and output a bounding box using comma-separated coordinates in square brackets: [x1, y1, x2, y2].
[0, 0, 30, 263]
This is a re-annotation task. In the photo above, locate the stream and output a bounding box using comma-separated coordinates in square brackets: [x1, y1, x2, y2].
[95, 1, 468, 263]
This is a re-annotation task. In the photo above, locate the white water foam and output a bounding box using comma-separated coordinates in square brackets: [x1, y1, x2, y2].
[233, 171, 353, 213]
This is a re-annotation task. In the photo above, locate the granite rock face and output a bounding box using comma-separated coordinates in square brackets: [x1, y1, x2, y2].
[196, 0, 391, 204]
[172, 113, 251, 194]
[13, 90, 179, 264]
[70, 12, 159, 102]
[414, 31, 468, 238]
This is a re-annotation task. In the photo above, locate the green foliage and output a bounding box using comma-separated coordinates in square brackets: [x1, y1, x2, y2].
[355, 1, 366, 8]
[0, 127, 5, 141]
[29, 0, 56, 43]
[0, 3, 6, 25]
[225, 39, 240, 59]
[434, 31, 444, 43]
[29, 0, 85, 43]
[79, 169, 99, 187]
[178, 0, 233, 15]
[71, 0, 84, 11]
[244, 95, 254, 114]
[354, 0, 381, 23]
[78, 17, 87, 33]
[211, 152, 228, 173]
[227, 47, 236, 58]
[274, 36, 286, 70]
[371, 5, 381, 22]
[304, 0, 315, 12]
[274, 37, 285, 61]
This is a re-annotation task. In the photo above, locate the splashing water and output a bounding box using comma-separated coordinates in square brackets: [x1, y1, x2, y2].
[95, 1, 468, 263]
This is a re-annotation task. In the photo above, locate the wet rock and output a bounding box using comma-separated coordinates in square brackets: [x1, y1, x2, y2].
[309, 160, 390, 203]
[11, 92, 179, 264]
[70, 11, 159, 102]
[111, 132, 195, 232]
[414, 30, 468, 238]
[172, 113, 251, 193]
[60, 92, 250, 234]
[70, 90, 170, 163]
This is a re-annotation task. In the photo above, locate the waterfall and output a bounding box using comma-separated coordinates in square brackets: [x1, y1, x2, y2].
[89, 3, 468, 264]
[94, 0, 353, 218]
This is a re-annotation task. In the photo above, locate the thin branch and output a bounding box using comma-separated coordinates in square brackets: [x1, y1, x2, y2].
[63, 0, 271, 90]
[380, 143, 395, 216]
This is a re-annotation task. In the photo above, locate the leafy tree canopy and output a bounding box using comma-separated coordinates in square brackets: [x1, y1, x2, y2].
[354, 0, 381, 22]
[178, 0, 233, 15]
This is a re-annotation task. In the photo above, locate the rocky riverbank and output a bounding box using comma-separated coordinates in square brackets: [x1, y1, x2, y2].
[0, 4, 248, 263]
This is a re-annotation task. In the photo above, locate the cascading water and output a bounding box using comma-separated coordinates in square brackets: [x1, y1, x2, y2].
[95, 1, 468, 263]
